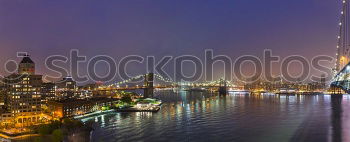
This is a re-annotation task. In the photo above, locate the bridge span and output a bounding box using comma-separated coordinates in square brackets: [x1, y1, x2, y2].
[94, 73, 235, 97]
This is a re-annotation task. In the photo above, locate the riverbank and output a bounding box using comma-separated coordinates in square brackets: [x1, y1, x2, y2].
[0, 118, 93, 142]
[0, 99, 163, 141]
[0, 133, 39, 142]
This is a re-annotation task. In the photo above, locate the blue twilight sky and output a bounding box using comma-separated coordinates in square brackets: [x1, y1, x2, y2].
[0, 0, 341, 83]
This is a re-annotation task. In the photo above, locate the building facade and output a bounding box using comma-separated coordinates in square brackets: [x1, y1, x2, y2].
[41, 82, 56, 101]
[4, 55, 43, 115]
[48, 97, 117, 118]
[1, 55, 49, 126]
[56, 76, 77, 99]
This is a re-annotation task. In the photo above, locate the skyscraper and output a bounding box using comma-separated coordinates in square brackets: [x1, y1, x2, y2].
[3, 55, 44, 126]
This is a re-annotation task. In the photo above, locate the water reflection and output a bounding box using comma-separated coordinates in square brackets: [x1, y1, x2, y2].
[331, 95, 342, 142]
[79, 91, 350, 142]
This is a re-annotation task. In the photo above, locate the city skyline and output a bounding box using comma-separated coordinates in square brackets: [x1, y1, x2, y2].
[1, 1, 350, 142]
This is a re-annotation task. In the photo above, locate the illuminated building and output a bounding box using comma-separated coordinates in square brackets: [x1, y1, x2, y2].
[56, 76, 77, 99]
[4, 55, 43, 115]
[48, 97, 117, 118]
[0, 81, 5, 108]
[41, 82, 56, 101]
[244, 78, 326, 93]
[0, 55, 52, 127]
[77, 83, 101, 98]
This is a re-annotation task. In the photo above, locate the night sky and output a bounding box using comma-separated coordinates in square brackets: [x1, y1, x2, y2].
[0, 0, 341, 83]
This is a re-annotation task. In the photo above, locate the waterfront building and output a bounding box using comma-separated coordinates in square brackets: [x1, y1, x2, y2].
[4, 55, 43, 114]
[48, 97, 118, 118]
[0, 81, 11, 123]
[2, 55, 49, 126]
[244, 78, 326, 93]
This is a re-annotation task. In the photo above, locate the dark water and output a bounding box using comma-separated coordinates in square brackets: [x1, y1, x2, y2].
[81, 91, 350, 142]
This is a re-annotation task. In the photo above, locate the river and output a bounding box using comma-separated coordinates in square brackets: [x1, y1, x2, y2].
[80, 91, 350, 142]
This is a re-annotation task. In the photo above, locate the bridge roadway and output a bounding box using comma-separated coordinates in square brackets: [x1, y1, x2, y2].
[96, 85, 234, 91]
[97, 73, 234, 97]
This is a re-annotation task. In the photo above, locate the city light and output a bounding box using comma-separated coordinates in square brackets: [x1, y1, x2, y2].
[0, 1, 348, 141]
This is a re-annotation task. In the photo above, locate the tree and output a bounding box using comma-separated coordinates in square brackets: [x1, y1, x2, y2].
[121, 95, 132, 104]
[38, 125, 51, 135]
[62, 118, 84, 131]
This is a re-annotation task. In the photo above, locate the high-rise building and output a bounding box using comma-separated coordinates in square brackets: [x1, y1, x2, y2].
[5, 74, 42, 114]
[3, 55, 44, 125]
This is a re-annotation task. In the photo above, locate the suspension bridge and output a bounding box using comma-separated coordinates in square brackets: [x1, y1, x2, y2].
[93, 1, 350, 96]
[94, 73, 238, 98]
[331, 0, 350, 94]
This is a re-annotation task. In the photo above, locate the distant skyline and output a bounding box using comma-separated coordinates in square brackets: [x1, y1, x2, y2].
[0, 0, 341, 83]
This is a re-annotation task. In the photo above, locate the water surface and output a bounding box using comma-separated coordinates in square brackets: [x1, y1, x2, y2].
[81, 91, 350, 142]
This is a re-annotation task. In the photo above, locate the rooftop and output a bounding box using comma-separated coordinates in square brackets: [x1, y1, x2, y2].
[20, 56, 34, 64]
[49, 97, 118, 105]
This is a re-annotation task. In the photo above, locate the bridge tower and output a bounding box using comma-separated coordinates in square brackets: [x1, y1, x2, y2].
[144, 73, 154, 98]
[335, 0, 350, 72]
[331, 0, 350, 94]
[218, 79, 227, 95]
